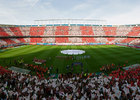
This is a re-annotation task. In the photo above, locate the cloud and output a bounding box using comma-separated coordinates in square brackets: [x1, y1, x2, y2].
[23, 0, 40, 7]
[106, 7, 140, 25]
[0, 3, 19, 24]
[72, 3, 90, 11]
[0, 0, 140, 25]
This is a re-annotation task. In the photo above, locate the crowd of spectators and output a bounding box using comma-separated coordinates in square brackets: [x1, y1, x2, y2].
[0, 65, 140, 100]
[100, 63, 125, 72]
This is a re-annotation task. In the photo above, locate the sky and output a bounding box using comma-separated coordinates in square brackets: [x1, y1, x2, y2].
[0, 0, 140, 25]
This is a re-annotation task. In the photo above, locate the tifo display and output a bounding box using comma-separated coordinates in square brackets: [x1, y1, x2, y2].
[0, 25, 140, 47]
[61, 49, 85, 55]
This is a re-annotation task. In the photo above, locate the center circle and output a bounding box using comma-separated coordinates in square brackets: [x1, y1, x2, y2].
[61, 50, 85, 55]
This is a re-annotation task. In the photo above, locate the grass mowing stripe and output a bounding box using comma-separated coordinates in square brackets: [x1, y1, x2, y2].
[80, 46, 98, 72]
[74, 46, 105, 72]
[20, 46, 56, 63]
[0, 45, 32, 56]
[52, 46, 67, 73]
[88, 45, 129, 68]
[0, 45, 40, 58]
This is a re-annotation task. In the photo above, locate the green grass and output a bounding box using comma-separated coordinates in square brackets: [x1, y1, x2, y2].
[0, 45, 140, 73]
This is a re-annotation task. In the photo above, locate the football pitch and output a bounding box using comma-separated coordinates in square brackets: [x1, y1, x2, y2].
[0, 45, 140, 73]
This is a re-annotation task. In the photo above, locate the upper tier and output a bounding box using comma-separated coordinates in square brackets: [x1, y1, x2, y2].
[0, 26, 140, 37]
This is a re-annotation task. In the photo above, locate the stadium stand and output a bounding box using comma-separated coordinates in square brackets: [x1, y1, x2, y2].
[10, 27, 25, 43]
[29, 27, 45, 43]
[80, 26, 95, 43]
[0, 65, 140, 99]
[44, 26, 55, 35]
[0, 39, 7, 45]
[19, 27, 30, 43]
[103, 27, 117, 41]
[69, 26, 81, 35]
[0, 25, 140, 45]
[55, 26, 69, 43]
